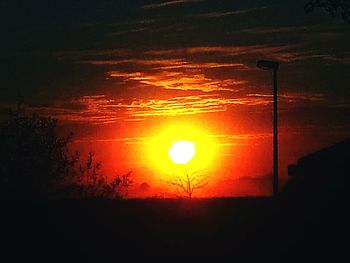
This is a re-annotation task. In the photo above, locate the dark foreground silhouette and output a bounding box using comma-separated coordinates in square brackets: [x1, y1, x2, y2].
[2, 139, 349, 262]
[2, 196, 348, 262]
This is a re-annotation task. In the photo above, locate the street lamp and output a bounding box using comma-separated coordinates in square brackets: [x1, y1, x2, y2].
[257, 60, 279, 196]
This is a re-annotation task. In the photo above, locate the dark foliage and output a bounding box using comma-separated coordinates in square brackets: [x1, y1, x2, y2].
[63, 152, 132, 199]
[305, 0, 350, 22]
[0, 110, 132, 200]
[0, 111, 75, 199]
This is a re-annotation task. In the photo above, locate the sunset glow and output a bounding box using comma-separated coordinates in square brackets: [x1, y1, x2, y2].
[2, 1, 348, 259]
[2, 0, 349, 198]
[146, 124, 218, 180]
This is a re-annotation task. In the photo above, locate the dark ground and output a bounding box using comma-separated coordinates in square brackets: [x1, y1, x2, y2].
[2, 190, 348, 262]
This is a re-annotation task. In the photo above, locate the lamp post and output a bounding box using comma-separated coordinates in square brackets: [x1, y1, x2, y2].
[257, 60, 279, 196]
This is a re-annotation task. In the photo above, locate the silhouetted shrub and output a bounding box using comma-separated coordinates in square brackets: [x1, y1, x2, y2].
[0, 111, 75, 199]
[0, 110, 132, 200]
[63, 152, 132, 199]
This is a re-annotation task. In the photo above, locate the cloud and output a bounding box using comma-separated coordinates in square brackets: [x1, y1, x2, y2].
[56, 45, 334, 104]
[190, 7, 267, 18]
[27, 95, 126, 125]
[142, 0, 205, 9]
[79, 57, 247, 69]
[27, 41, 331, 125]
[211, 133, 272, 147]
[58, 43, 337, 69]
[248, 93, 326, 104]
[144, 45, 311, 62]
[73, 53, 251, 96]
[21, 90, 327, 124]
[55, 49, 132, 61]
[119, 92, 325, 120]
[109, 27, 147, 36]
[108, 70, 246, 92]
[124, 95, 230, 117]
[77, 60, 135, 65]
[24, 94, 265, 124]
[241, 25, 310, 34]
[323, 55, 350, 64]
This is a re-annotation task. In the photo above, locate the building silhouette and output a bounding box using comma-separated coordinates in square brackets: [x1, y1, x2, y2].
[285, 138, 350, 198]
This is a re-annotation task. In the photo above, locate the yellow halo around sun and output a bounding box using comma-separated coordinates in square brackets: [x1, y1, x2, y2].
[146, 123, 218, 178]
[168, 140, 195, 164]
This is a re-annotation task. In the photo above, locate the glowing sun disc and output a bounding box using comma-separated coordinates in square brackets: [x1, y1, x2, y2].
[168, 140, 195, 164]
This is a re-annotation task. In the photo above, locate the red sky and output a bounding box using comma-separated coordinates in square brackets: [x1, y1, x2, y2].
[1, 0, 350, 197]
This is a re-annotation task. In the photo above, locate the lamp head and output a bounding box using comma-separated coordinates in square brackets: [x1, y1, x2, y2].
[257, 60, 279, 70]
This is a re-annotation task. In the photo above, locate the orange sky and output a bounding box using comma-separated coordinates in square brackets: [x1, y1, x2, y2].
[1, 0, 350, 197]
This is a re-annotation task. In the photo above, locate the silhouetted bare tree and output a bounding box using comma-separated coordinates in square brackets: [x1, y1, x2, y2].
[305, 0, 350, 22]
[169, 170, 208, 198]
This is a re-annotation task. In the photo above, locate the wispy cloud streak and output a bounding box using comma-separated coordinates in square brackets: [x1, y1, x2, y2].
[109, 70, 246, 92]
[145, 45, 311, 62]
[21, 91, 326, 124]
[190, 6, 267, 18]
[142, 0, 204, 9]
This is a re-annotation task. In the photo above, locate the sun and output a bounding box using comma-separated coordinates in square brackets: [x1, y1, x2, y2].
[146, 123, 218, 179]
[168, 140, 195, 164]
